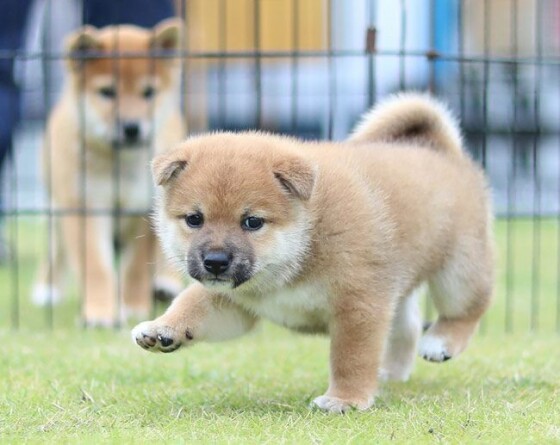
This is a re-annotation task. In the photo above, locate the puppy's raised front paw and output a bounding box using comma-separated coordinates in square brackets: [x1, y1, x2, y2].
[311, 395, 373, 414]
[131, 320, 193, 353]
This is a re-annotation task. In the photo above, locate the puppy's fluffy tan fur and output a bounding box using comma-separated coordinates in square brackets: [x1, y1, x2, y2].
[33, 19, 185, 326]
[133, 93, 494, 413]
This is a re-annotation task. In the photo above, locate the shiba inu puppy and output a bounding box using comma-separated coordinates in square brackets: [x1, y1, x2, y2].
[32, 18, 185, 326]
[132, 94, 494, 413]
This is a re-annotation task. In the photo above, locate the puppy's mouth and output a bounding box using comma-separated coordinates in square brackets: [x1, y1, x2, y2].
[198, 274, 250, 289]
[188, 268, 252, 290]
[204, 277, 232, 286]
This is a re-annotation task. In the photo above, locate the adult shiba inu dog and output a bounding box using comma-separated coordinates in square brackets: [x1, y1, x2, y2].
[32, 19, 185, 326]
[132, 94, 494, 413]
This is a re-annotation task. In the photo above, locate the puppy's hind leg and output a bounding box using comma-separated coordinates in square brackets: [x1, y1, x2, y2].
[419, 243, 493, 362]
[379, 288, 422, 382]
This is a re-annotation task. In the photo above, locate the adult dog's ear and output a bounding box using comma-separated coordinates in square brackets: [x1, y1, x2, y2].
[151, 150, 188, 186]
[65, 26, 101, 71]
[273, 156, 317, 201]
[151, 17, 183, 51]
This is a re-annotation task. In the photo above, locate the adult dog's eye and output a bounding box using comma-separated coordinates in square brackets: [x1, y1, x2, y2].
[242, 216, 264, 231]
[98, 86, 116, 99]
[142, 86, 156, 99]
[185, 212, 204, 228]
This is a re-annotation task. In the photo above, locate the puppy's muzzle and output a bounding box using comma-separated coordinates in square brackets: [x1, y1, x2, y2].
[188, 246, 253, 288]
[203, 250, 231, 276]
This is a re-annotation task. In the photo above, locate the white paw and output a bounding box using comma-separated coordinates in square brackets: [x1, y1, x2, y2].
[132, 320, 193, 353]
[31, 284, 62, 306]
[418, 334, 452, 362]
[311, 395, 373, 414]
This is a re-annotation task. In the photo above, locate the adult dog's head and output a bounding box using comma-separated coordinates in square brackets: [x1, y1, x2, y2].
[65, 18, 182, 148]
[152, 132, 317, 293]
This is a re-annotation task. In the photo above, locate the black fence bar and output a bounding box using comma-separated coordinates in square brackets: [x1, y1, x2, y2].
[253, 0, 262, 129]
[327, 0, 335, 141]
[505, 0, 519, 333]
[112, 18, 123, 324]
[290, 0, 299, 132]
[531, 0, 543, 332]
[366, 1, 376, 109]
[42, 0, 54, 328]
[399, 0, 406, 90]
[3, 49, 560, 66]
[218, 0, 227, 130]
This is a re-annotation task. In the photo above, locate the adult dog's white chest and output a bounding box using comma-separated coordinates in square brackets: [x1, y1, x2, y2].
[236, 282, 331, 333]
[85, 148, 153, 210]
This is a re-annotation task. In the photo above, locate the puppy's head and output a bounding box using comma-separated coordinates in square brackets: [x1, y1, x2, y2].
[65, 18, 183, 147]
[152, 133, 317, 292]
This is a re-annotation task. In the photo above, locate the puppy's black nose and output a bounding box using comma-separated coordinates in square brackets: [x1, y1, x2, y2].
[203, 251, 231, 275]
[123, 122, 140, 142]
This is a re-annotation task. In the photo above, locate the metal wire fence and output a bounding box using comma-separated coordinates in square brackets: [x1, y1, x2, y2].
[0, 0, 559, 333]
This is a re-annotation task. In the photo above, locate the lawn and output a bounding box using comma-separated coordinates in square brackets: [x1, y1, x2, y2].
[0, 218, 559, 443]
[0, 327, 558, 443]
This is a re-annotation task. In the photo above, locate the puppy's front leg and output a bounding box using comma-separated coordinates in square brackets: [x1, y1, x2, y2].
[132, 282, 258, 353]
[313, 292, 393, 414]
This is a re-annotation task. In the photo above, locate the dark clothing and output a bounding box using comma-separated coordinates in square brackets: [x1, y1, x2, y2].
[82, 0, 175, 28]
[0, 0, 33, 168]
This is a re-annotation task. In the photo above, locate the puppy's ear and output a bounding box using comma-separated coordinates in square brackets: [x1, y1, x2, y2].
[152, 151, 188, 186]
[151, 17, 183, 51]
[273, 157, 317, 201]
[65, 26, 101, 71]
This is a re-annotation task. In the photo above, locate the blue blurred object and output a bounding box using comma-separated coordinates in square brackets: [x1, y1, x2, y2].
[82, 0, 175, 28]
[0, 0, 33, 170]
[433, 0, 459, 86]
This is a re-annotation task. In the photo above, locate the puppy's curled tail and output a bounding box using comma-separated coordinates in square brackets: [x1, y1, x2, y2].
[349, 92, 463, 158]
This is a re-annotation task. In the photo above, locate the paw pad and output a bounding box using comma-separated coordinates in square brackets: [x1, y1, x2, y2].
[142, 334, 157, 347]
[157, 335, 174, 347]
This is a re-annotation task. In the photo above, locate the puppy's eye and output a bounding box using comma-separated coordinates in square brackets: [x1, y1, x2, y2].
[98, 86, 116, 99]
[185, 212, 204, 228]
[142, 86, 156, 99]
[242, 216, 264, 231]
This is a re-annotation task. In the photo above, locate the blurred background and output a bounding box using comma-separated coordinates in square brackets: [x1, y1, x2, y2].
[1, 0, 559, 333]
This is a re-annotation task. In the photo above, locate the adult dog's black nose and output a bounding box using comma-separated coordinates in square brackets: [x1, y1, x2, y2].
[123, 122, 140, 142]
[203, 251, 231, 275]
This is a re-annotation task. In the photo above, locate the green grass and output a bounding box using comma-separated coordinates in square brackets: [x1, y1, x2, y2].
[0, 218, 559, 443]
[0, 328, 558, 443]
